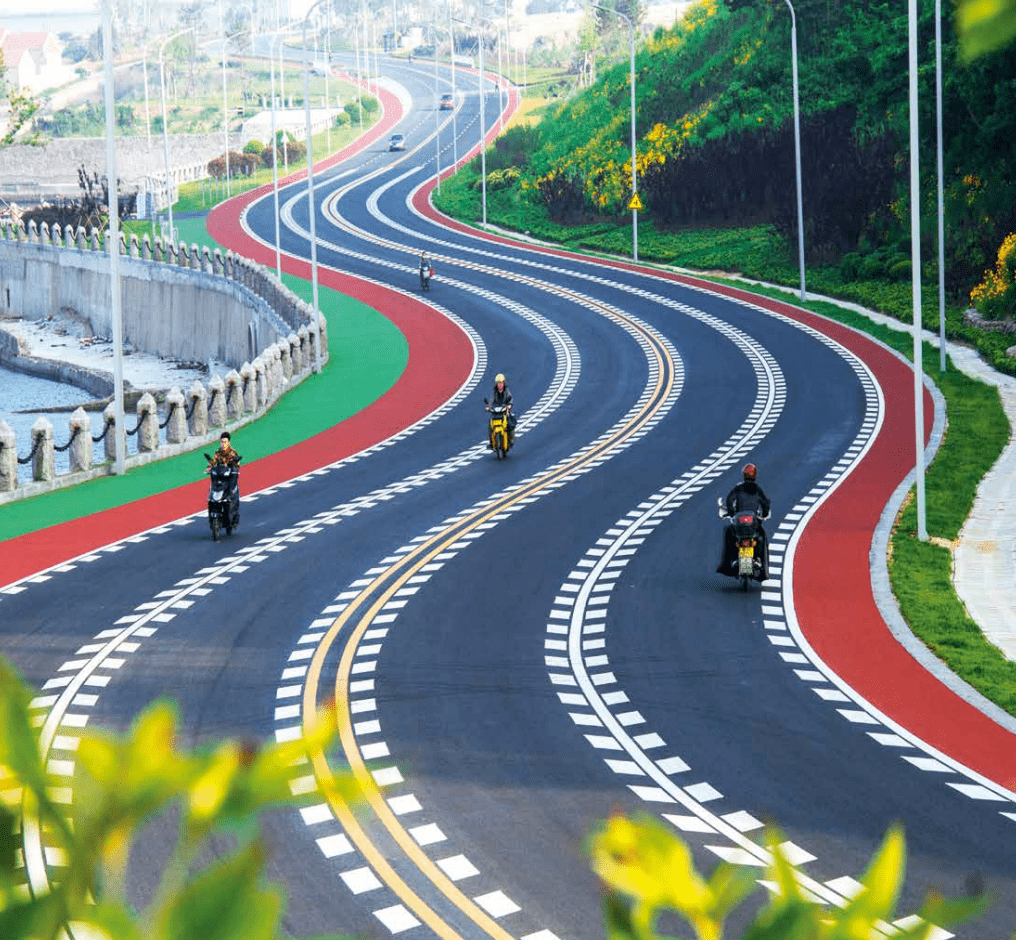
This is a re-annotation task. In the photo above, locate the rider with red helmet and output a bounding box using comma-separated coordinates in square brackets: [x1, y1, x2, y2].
[717, 462, 771, 579]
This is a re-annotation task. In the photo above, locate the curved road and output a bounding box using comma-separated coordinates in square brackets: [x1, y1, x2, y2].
[2, 56, 1016, 939]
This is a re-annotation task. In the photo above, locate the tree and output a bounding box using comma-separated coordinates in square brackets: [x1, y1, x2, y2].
[0, 51, 40, 147]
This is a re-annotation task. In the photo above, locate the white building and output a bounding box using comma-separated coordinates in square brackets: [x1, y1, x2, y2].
[0, 29, 75, 94]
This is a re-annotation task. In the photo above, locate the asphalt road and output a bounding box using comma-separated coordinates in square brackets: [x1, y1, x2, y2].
[3, 54, 1016, 940]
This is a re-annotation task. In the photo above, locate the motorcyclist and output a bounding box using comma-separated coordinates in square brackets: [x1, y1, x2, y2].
[717, 462, 770, 577]
[486, 372, 516, 447]
[206, 431, 242, 518]
[419, 251, 432, 286]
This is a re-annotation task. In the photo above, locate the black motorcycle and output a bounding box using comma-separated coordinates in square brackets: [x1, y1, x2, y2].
[420, 261, 433, 291]
[717, 498, 768, 589]
[204, 454, 241, 541]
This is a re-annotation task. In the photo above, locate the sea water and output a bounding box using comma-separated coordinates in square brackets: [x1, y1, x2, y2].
[1, 366, 108, 485]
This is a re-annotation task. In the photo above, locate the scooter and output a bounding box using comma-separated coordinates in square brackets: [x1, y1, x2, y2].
[717, 497, 768, 590]
[484, 399, 512, 460]
[205, 454, 241, 541]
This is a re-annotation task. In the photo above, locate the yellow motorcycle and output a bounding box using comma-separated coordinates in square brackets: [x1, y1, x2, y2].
[484, 399, 512, 460]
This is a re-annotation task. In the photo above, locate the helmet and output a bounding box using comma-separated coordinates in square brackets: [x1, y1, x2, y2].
[495, 373, 506, 384]
[742, 462, 757, 481]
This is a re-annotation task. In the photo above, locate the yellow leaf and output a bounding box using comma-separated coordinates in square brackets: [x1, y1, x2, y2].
[188, 743, 241, 826]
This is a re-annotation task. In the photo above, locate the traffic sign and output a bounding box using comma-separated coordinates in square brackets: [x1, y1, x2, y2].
[627, 192, 643, 212]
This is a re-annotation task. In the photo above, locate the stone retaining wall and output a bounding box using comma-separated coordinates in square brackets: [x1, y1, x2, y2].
[0, 218, 325, 367]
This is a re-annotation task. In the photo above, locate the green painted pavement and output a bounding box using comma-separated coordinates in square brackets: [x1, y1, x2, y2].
[0, 215, 408, 542]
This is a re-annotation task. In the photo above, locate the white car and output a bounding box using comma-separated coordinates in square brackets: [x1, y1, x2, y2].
[389, 133, 406, 151]
[310, 61, 330, 76]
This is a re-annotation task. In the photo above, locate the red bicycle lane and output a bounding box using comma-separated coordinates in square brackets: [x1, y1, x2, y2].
[705, 284, 1016, 796]
[410, 185, 1016, 794]
[0, 85, 476, 588]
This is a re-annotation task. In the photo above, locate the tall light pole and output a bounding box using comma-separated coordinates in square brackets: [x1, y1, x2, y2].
[159, 27, 193, 249]
[447, 2, 458, 171]
[430, 19, 458, 188]
[270, 29, 295, 281]
[324, 6, 332, 155]
[219, 0, 231, 196]
[353, 12, 364, 129]
[587, 2, 638, 261]
[433, 19, 441, 189]
[782, 0, 806, 301]
[455, 17, 490, 225]
[142, 44, 152, 154]
[907, 0, 928, 540]
[935, 0, 947, 372]
[218, 2, 255, 199]
[102, 0, 126, 475]
[302, 0, 329, 374]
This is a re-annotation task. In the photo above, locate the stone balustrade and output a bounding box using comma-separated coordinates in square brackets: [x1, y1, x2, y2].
[0, 325, 318, 498]
[0, 219, 331, 501]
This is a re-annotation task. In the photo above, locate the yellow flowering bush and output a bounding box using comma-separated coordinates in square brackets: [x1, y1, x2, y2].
[589, 813, 986, 940]
[970, 232, 1016, 320]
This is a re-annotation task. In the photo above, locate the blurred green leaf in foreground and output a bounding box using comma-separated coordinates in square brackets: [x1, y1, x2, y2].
[957, 0, 1016, 60]
[0, 659, 360, 940]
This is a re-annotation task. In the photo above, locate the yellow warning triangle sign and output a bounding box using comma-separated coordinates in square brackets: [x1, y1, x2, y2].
[628, 192, 643, 211]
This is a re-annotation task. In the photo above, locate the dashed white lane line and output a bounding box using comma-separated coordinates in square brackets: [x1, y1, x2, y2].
[538, 309, 1016, 935]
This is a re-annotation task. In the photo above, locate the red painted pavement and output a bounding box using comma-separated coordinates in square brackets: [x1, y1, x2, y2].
[1, 84, 475, 587]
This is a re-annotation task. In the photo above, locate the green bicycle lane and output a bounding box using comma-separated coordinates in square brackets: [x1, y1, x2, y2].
[0, 89, 476, 584]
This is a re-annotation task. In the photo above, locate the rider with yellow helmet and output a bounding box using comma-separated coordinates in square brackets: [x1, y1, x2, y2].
[488, 372, 516, 446]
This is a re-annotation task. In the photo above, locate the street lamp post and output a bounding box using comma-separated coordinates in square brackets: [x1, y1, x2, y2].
[783, 0, 806, 302]
[218, 2, 256, 199]
[353, 12, 364, 130]
[159, 27, 193, 249]
[430, 17, 458, 188]
[587, 2, 638, 261]
[935, 0, 946, 372]
[302, 0, 330, 374]
[907, 0, 928, 540]
[219, 0, 231, 197]
[447, 2, 458, 171]
[270, 29, 295, 281]
[143, 45, 152, 154]
[102, 0, 126, 475]
[454, 18, 490, 225]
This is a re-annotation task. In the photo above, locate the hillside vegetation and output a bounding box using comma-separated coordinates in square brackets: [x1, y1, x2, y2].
[446, 0, 1016, 307]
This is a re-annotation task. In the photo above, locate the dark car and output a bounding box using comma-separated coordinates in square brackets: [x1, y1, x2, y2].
[439, 93, 455, 110]
[389, 133, 406, 151]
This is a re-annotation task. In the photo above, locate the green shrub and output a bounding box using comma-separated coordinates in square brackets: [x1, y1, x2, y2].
[889, 258, 912, 280]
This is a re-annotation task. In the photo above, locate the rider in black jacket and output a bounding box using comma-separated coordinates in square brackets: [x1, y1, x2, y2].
[717, 462, 770, 578]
